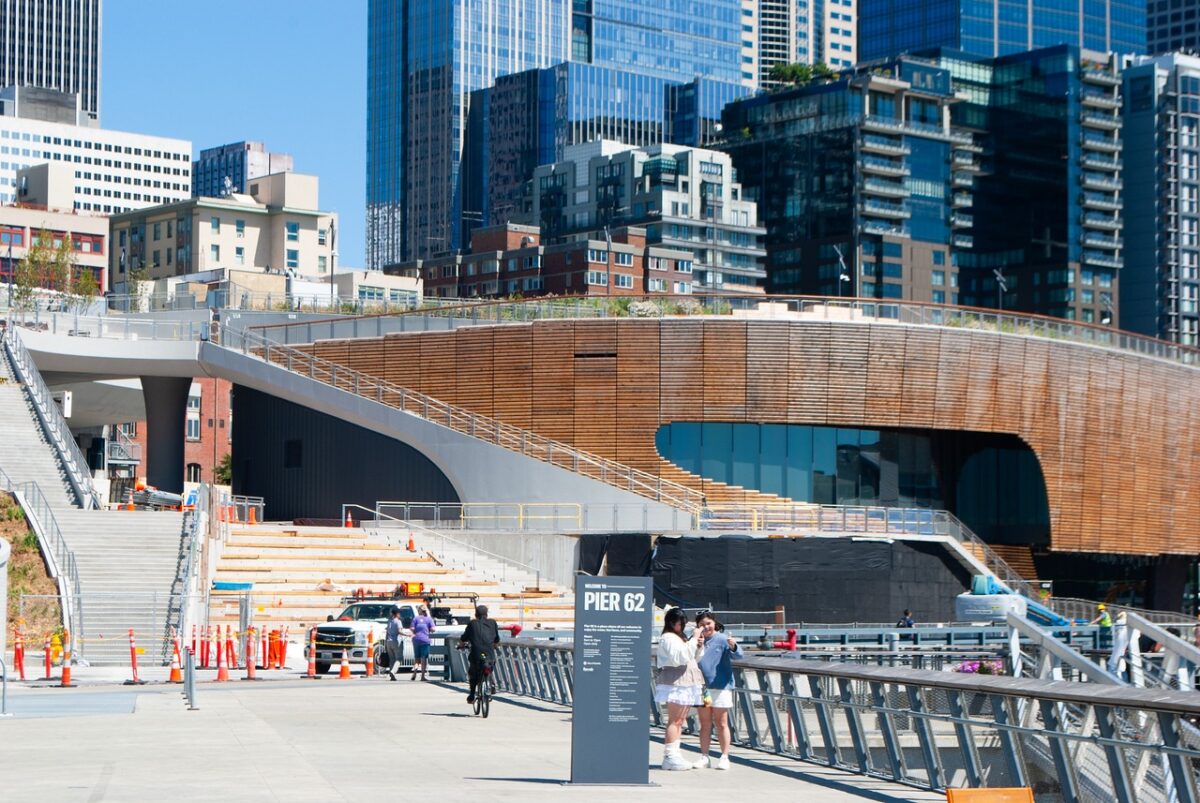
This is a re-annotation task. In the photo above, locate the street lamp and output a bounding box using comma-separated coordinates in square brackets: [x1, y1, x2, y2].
[1100, 292, 1114, 326]
[994, 268, 1007, 312]
[834, 245, 851, 298]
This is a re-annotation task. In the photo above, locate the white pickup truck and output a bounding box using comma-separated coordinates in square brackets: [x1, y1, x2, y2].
[304, 599, 466, 674]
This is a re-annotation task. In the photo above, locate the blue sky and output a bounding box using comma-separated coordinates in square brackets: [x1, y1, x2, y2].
[102, 1, 368, 266]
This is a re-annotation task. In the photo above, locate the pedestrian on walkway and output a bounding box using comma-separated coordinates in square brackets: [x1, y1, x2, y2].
[386, 607, 404, 681]
[655, 607, 705, 771]
[410, 605, 435, 681]
[1107, 610, 1129, 675]
[896, 609, 915, 628]
[694, 611, 741, 771]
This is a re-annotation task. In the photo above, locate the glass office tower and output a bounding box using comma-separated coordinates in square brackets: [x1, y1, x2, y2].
[858, 0, 1146, 62]
[0, 0, 103, 124]
[366, 0, 569, 267]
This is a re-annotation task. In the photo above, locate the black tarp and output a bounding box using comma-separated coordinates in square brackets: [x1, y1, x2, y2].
[579, 533, 653, 577]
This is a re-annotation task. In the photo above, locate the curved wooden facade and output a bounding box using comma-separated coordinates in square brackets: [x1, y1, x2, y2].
[306, 317, 1200, 557]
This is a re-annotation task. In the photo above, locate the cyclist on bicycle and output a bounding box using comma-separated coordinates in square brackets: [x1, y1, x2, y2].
[459, 604, 500, 705]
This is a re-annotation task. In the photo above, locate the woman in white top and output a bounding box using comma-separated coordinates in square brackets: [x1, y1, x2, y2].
[655, 607, 705, 771]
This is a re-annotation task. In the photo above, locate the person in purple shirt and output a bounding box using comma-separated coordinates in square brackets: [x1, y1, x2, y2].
[409, 606, 435, 681]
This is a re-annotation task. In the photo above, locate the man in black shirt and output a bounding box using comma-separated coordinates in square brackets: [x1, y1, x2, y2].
[459, 604, 500, 704]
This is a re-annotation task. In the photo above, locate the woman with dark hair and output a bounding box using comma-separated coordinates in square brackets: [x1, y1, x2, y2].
[655, 607, 705, 771]
[694, 611, 741, 770]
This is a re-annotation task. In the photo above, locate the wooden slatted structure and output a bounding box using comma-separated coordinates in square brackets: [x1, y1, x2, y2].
[285, 318, 1200, 556]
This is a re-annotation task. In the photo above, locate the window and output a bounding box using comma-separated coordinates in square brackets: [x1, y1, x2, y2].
[152, 250, 161, 268]
[318, 228, 327, 245]
[152, 222, 161, 241]
[286, 222, 299, 242]
[649, 278, 667, 292]
[185, 463, 201, 483]
[235, 219, 245, 238]
[318, 255, 327, 273]
[286, 249, 299, 269]
[673, 281, 692, 294]
[358, 285, 384, 301]
[614, 274, 633, 288]
[932, 270, 945, 286]
[210, 216, 220, 232]
[614, 252, 633, 266]
[676, 260, 693, 274]
[235, 246, 244, 266]
[586, 270, 608, 286]
[209, 244, 219, 262]
[186, 390, 201, 441]
[587, 249, 608, 263]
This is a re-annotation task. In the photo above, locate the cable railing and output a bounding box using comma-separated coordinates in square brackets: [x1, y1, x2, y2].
[494, 638, 1200, 801]
[7, 307, 207, 341]
[216, 325, 702, 511]
[0, 463, 81, 644]
[247, 294, 1200, 369]
[2, 326, 101, 509]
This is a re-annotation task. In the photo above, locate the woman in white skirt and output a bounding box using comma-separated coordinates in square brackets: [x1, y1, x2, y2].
[694, 611, 742, 770]
[655, 607, 705, 771]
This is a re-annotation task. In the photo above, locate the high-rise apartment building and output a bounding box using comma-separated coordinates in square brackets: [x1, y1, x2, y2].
[366, 0, 569, 268]
[525, 142, 767, 293]
[1123, 53, 1200, 345]
[366, 0, 748, 267]
[858, 0, 1145, 62]
[0, 0, 102, 124]
[753, 0, 858, 89]
[928, 47, 1124, 324]
[1147, 1, 1200, 55]
[721, 59, 979, 300]
[193, 141, 294, 198]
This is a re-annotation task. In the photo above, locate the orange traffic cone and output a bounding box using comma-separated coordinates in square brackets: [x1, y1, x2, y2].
[59, 629, 74, 688]
[365, 629, 375, 678]
[248, 506, 257, 525]
[406, 533, 416, 552]
[338, 648, 351, 679]
[215, 629, 230, 682]
[168, 631, 183, 683]
[344, 510, 353, 528]
[305, 628, 319, 680]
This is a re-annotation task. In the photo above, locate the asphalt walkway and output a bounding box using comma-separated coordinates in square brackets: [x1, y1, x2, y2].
[1, 675, 944, 802]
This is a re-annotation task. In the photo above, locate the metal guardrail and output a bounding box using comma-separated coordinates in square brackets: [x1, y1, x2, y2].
[0, 464, 80, 642]
[372, 500, 697, 532]
[101, 287, 450, 316]
[493, 638, 1200, 802]
[105, 427, 142, 464]
[248, 294, 1200, 369]
[8, 307, 206, 341]
[1050, 597, 1196, 627]
[215, 324, 702, 511]
[3, 326, 101, 509]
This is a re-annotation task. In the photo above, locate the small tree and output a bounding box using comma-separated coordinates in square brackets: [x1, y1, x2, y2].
[768, 62, 813, 86]
[72, 267, 99, 313]
[812, 61, 836, 80]
[213, 453, 233, 485]
[47, 234, 74, 296]
[12, 227, 54, 310]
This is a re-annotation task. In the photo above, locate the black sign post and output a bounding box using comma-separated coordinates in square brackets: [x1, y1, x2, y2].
[569, 575, 654, 785]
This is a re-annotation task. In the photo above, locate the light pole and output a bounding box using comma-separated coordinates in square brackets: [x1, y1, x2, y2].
[834, 245, 851, 298]
[328, 219, 337, 311]
[1100, 292, 1114, 326]
[994, 268, 1007, 312]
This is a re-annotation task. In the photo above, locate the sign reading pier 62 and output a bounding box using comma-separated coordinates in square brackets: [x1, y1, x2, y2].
[570, 576, 654, 786]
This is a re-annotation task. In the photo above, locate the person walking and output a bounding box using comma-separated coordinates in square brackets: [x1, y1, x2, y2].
[694, 611, 741, 771]
[410, 605, 435, 681]
[385, 607, 405, 681]
[896, 609, 915, 628]
[655, 607, 705, 771]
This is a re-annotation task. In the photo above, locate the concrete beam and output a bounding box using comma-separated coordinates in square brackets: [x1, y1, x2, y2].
[141, 376, 190, 493]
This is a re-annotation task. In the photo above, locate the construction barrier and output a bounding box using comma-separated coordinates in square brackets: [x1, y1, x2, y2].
[305, 629, 319, 679]
[191, 624, 198, 667]
[280, 626, 289, 668]
[215, 627, 229, 682]
[59, 628, 73, 688]
[13, 627, 24, 681]
[365, 629, 374, 678]
[124, 628, 146, 685]
[338, 648, 351, 679]
[243, 628, 258, 681]
[43, 634, 51, 680]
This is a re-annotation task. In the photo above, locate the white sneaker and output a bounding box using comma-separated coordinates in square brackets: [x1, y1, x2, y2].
[692, 756, 710, 769]
[662, 751, 693, 771]
[715, 755, 730, 771]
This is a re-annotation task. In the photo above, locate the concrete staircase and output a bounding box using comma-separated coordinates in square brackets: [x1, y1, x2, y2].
[208, 526, 575, 634]
[0, 337, 186, 665]
[53, 508, 185, 664]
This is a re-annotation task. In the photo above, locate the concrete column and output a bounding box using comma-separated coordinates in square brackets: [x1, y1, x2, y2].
[141, 376, 190, 493]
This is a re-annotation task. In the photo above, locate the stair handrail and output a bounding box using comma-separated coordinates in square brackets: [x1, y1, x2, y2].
[217, 325, 702, 511]
[1047, 596, 1195, 626]
[0, 462, 81, 643]
[107, 426, 142, 464]
[1006, 611, 1125, 685]
[2, 327, 101, 509]
[168, 488, 207, 664]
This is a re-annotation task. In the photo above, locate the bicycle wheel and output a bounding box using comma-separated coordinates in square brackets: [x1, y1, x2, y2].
[474, 693, 483, 716]
[481, 690, 490, 718]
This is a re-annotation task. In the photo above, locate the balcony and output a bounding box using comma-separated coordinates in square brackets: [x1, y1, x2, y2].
[1081, 153, 1122, 171]
[1081, 113, 1121, 131]
[862, 156, 911, 177]
[1081, 64, 1121, 86]
[861, 134, 910, 156]
[1081, 91, 1121, 110]
[861, 221, 911, 238]
[952, 152, 981, 170]
[952, 234, 974, 249]
[951, 212, 973, 228]
[952, 193, 973, 208]
[1083, 250, 1124, 269]
[861, 199, 911, 219]
[862, 178, 910, 198]
[1081, 134, 1121, 153]
[1081, 173, 1122, 192]
[1082, 213, 1121, 231]
[1083, 232, 1123, 250]
[952, 172, 975, 188]
[1081, 192, 1120, 211]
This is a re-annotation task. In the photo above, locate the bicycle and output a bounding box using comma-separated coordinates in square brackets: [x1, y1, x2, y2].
[473, 660, 496, 718]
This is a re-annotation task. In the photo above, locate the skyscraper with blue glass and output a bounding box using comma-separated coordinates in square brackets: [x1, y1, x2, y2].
[857, 0, 1146, 63]
[367, 0, 749, 267]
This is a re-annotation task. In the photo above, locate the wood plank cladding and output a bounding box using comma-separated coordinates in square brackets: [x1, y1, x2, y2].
[306, 318, 1200, 557]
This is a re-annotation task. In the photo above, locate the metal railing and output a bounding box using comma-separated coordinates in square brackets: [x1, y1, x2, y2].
[0, 464, 80, 641]
[493, 638, 1200, 802]
[248, 295, 1200, 370]
[106, 426, 141, 464]
[170, 486, 209, 663]
[216, 324, 701, 511]
[101, 287, 454, 316]
[371, 500, 697, 532]
[1049, 597, 1195, 627]
[8, 307, 206, 341]
[3, 326, 101, 509]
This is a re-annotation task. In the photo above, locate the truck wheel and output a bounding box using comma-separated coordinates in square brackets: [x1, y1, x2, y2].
[374, 646, 387, 668]
[316, 662, 331, 675]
